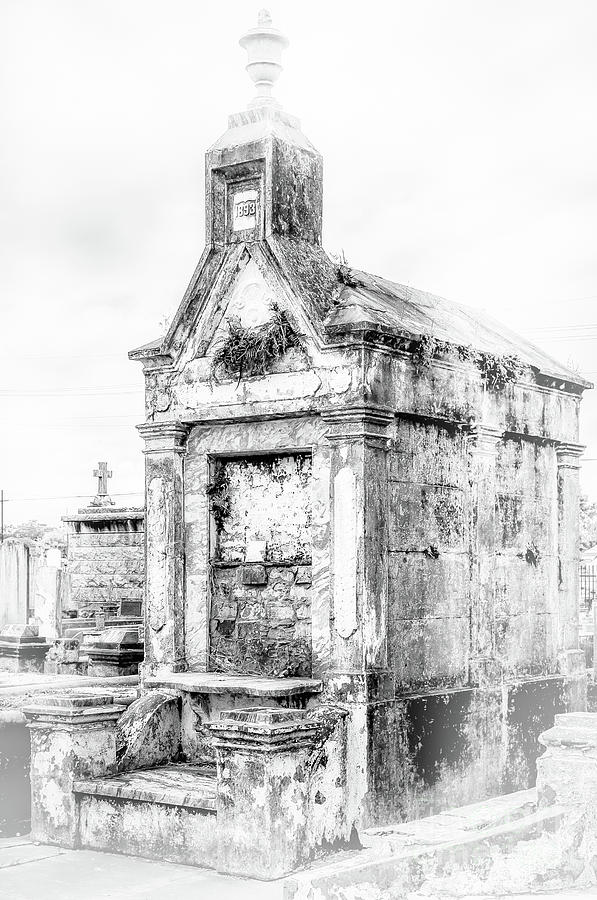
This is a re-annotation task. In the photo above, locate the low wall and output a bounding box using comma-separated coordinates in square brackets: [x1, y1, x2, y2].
[367, 675, 569, 825]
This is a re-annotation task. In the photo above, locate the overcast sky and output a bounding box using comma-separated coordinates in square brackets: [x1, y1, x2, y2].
[1, 0, 596, 527]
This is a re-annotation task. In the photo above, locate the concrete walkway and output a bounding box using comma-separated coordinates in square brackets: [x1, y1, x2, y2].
[3, 836, 597, 900]
[0, 837, 279, 900]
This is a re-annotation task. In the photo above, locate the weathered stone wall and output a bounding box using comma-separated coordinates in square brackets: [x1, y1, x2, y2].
[65, 517, 144, 616]
[493, 437, 558, 675]
[388, 421, 561, 690]
[210, 454, 313, 676]
[388, 419, 469, 689]
[380, 415, 570, 822]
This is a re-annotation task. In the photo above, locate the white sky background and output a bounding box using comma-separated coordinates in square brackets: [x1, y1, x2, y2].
[1, 0, 596, 528]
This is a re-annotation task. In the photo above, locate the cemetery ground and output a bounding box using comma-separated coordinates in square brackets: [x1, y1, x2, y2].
[3, 835, 597, 900]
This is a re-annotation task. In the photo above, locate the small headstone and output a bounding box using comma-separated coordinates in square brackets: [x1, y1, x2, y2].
[119, 599, 142, 617]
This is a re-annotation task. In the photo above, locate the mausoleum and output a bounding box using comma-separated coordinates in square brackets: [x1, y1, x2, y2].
[23, 11, 592, 880]
[62, 463, 144, 619]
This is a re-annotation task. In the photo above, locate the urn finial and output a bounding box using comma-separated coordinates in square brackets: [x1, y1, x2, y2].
[239, 10, 289, 109]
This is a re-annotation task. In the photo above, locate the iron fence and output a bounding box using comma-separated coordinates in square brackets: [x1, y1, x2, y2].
[581, 563, 597, 609]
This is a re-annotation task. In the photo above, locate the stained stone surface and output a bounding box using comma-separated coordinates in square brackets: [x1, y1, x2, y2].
[62, 509, 144, 617]
[74, 763, 217, 810]
[209, 454, 313, 677]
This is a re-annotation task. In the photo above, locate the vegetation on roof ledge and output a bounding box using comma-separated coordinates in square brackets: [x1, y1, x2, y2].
[211, 303, 304, 381]
[413, 333, 526, 389]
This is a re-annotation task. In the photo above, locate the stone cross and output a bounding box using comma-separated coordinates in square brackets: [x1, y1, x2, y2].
[94, 462, 112, 496]
[90, 462, 115, 507]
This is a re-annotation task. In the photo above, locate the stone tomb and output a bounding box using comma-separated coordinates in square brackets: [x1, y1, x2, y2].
[86, 626, 144, 677]
[62, 463, 144, 619]
[24, 11, 592, 881]
[0, 624, 50, 674]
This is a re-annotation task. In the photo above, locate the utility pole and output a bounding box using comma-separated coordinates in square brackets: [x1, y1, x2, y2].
[0, 489, 3, 543]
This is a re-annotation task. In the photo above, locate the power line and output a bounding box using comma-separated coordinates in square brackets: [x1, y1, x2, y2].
[2, 491, 143, 503]
[0, 352, 131, 361]
[0, 388, 142, 398]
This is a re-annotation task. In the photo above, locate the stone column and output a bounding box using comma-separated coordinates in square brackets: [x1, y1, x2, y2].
[23, 693, 124, 847]
[556, 442, 584, 652]
[321, 406, 393, 675]
[208, 708, 325, 879]
[138, 421, 188, 677]
[320, 405, 393, 828]
[467, 424, 502, 684]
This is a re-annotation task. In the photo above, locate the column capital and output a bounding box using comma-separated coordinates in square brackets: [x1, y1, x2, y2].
[137, 421, 189, 454]
[208, 707, 323, 754]
[23, 693, 125, 730]
[466, 423, 502, 456]
[556, 442, 585, 469]
[321, 405, 394, 447]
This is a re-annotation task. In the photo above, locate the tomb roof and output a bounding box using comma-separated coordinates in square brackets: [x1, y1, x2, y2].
[327, 267, 593, 389]
[130, 238, 591, 390]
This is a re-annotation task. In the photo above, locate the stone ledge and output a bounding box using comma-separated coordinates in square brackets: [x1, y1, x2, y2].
[23, 693, 126, 728]
[145, 672, 323, 698]
[62, 508, 144, 524]
[74, 764, 217, 812]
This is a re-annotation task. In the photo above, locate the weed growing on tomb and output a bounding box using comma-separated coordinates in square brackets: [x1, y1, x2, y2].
[519, 543, 541, 566]
[211, 304, 303, 380]
[336, 263, 358, 288]
[424, 544, 440, 559]
[413, 334, 447, 369]
[332, 249, 359, 289]
[412, 333, 524, 390]
[206, 465, 231, 530]
[476, 351, 525, 390]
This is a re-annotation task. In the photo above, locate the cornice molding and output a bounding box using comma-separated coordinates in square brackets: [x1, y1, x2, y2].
[321, 405, 394, 447]
[137, 421, 189, 454]
[556, 441, 585, 469]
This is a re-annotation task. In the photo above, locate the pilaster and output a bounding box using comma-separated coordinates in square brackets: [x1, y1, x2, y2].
[556, 442, 584, 651]
[321, 406, 394, 675]
[138, 421, 189, 676]
[466, 424, 502, 682]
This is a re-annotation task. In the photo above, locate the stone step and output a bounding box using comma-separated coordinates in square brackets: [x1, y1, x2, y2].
[283, 791, 567, 899]
[74, 763, 219, 868]
[361, 787, 537, 853]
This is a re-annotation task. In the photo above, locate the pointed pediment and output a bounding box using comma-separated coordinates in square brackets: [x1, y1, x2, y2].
[162, 242, 335, 376]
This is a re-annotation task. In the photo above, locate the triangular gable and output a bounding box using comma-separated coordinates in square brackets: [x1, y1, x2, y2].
[162, 241, 331, 372]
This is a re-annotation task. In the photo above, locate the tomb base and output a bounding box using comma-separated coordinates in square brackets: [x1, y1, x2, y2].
[23, 692, 124, 847]
[0, 625, 50, 674]
[86, 626, 144, 677]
